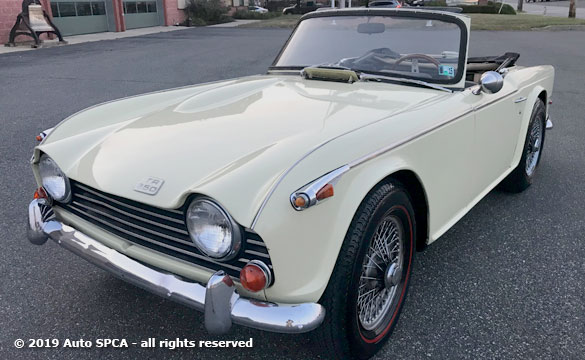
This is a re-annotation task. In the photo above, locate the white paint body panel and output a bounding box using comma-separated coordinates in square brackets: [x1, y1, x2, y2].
[33, 13, 554, 304]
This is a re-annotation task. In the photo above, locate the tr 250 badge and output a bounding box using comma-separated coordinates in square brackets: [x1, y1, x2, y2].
[134, 177, 164, 195]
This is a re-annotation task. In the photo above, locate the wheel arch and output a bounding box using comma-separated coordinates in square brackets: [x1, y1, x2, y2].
[381, 170, 429, 252]
[511, 84, 548, 167]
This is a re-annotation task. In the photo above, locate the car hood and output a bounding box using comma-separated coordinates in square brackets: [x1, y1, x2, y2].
[38, 75, 448, 226]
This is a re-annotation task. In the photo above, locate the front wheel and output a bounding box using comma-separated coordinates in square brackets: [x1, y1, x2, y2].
[314, 181, 416, 359]
[500, 99, 546, 193]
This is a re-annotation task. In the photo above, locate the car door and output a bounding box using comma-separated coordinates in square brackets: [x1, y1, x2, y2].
[468, 77, 525, 194]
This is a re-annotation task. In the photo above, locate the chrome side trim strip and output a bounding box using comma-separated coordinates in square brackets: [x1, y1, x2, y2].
[349, 90, 519, 168]
[250, 93, 451, 229]
[347, 108, 474, 169]
[473, 90, 518, 111]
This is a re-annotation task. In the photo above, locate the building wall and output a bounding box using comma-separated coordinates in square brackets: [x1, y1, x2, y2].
[0, 0, 25, 44]
[163, 0, 186, 26]
[1, 0, 185, 45]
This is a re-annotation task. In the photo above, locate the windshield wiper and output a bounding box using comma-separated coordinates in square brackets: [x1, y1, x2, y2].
[358, 73, 453, 93]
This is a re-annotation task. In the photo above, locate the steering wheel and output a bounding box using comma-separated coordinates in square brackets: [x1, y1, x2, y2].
[392, 54, 441, 73]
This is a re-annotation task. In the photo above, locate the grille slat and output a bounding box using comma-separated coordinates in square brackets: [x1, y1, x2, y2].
[76, 183, 185, 224]
[71, 201, 196, 247]
[67, 204, 243, 273]
[75, 193, 189, 236]
[244, 249, 271, 259]
[59, 181, 272, 280]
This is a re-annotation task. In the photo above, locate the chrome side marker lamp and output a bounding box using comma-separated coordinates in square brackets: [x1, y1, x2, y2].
[290, 165, 350, 211]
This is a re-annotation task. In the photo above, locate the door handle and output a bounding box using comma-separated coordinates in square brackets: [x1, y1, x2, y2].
[514, 97, 527, 103]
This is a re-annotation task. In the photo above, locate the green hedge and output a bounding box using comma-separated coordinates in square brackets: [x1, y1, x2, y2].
[185, 0, 232, 25]
[461, 2, 516, 14]
[232, 10, 282, 19]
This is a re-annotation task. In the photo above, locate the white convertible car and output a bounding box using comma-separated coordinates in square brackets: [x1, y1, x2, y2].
[27, 8, 554, 359]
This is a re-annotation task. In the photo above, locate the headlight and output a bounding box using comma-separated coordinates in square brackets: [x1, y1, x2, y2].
[186, 198, 241, 260]
[38, 154, 71, 202]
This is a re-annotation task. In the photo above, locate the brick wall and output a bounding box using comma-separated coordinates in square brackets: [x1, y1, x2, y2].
[1, 0, 54, 45]
[163, 0, 187, 26]
[1, 0, 185, 45]
[0, 0, 23, 44]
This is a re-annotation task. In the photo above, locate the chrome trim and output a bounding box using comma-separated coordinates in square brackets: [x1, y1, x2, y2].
[290, 165, 350, 211]
[244, 249, 271, 259]
[204, 272, 236, 334]
[28, 199, 50, 245]
[253, 85, 520, 224]
[514, 96, 528, 103]
[245, 239, 267, 248]
[359, 73, 453, 93]
[290, 90, 518, 211]
[348, 90, 518, 169]
[76, 183, 184, 223]
[36, 127, 54, 142]
[472, 71, 504, 95]
[349, 108, 474, 168]
[71, 200, 193, 246]
[248, 260, 272, 289]
[27, 200, 326, 334]
[39, 154, 72, 203]
[473, 90, 518, 112]
[250, 93, 450, 228]
[66, 203, 244, 272]
[75, 193, 189, 235]
[546, 115, 553, 130]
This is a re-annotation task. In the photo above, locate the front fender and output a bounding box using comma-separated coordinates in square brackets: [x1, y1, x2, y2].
[255, 154, 416, 304]
[508, 65, 555, 168]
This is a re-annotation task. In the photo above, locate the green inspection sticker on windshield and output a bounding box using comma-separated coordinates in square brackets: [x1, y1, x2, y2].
[439, 65, 455, 77]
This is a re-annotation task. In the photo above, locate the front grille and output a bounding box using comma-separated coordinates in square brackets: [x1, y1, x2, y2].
[58, 180, 272, 280]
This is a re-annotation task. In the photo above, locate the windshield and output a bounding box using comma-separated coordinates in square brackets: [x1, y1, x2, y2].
[272, 13, 466, 85]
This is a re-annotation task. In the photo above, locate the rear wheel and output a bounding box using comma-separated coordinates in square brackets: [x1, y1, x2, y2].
[500, 99, 546, 193]
[314, 181, 415, 359]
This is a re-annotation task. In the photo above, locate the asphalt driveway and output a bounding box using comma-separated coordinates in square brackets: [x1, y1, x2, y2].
[0, 27, 584, 359]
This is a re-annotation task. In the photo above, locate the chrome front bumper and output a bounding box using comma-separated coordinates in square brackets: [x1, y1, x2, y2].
[27, 199, 325, 334]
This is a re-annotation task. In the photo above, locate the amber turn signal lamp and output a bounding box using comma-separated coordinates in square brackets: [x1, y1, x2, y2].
[316, 183, 334, 201]
[34, 187, 48, 200]
[35, 135, 43, 142]
[240, 261, 270, 292]
[294, 196, 307, 208]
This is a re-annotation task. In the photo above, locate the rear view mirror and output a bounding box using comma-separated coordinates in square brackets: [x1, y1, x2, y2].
[357, 23, 385, 34]
[473, 71, 504, 95]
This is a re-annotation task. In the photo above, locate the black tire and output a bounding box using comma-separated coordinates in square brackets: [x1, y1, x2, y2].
[500, 99, 546, 193]
[314, 180, 416, 360]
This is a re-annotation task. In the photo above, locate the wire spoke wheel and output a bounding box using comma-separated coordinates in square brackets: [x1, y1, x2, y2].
[357, 215, 404, 331]
[525, 115, 543, 176]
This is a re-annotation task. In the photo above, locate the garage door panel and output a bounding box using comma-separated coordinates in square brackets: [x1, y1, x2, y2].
[123, 0, 163, 29]
[50, 0, 110, 36]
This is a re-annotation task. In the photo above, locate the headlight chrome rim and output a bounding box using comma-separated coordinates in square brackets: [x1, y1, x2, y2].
[38, 154, 71, 203]
[185, 198, 242, 261]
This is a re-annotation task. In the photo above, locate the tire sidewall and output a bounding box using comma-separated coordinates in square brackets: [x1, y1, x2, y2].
[346, 188, 416, 358]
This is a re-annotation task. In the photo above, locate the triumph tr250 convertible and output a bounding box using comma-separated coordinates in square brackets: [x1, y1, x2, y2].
[27, 8, 554, 359]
